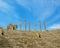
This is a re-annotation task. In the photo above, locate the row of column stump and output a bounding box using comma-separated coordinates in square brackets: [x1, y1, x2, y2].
[20, 20, 47, 32]
[0, 20, 47, 36]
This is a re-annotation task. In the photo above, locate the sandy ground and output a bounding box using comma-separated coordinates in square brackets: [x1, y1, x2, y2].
[0, 30, 60, 48]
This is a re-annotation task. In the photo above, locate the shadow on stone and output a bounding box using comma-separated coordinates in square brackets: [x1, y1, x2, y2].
[0, 36, 13, 48]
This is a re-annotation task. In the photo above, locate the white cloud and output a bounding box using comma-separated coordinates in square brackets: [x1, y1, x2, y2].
[48, 24, 60, 30]
[54, 0, 60, 6]
[0, 0, 20, 19]
[0, 0, 14, 11]
[0, 0, 20, 26]
[0, 0, 14, 15]
[15, 0, 60, 20]
[31, 0, 59, 21]
[47, 14, 60, 24]
[16, 0, 32, 11]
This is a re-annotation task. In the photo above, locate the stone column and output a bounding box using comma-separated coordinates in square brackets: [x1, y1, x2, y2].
[13, 25, 17, 30]
[20, 20, 22, 31]
[7, 24, 12, 30]
[0, 27, 4, 35]
[24, 20, 26, 32]
[39, 20, 42, 32]
[44, 21, 46, 31]
[28, 21, 30, 32]
[0, 27, 2, 33]
[34, 24, 36, 32]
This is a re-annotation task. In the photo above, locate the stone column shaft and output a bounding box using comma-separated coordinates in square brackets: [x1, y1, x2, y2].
[44, 21, 46, 31]
[34, 24, 36, 31]
[28, 21, 30, 32]
[20, 20, 22, 30]
[39, 20, 42, 32]
[24, 20, 26, 31]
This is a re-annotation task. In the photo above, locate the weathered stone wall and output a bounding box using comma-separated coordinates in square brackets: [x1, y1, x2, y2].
[7, 24, 18, 30]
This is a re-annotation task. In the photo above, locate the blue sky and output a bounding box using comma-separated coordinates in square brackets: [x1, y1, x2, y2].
[0, 0, 60, 31]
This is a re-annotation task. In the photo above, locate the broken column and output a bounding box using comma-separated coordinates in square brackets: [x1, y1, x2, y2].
[24, 20, 26, 32]
[7, 24, 18, 31]
[39, 20, 42, 32]
[20, 20, 22, 31]
[44, 21, 46, 31]
[34, 24, 36, 32]
[28, 21, 30, 32]
[0, 27, 2, 34]
[7, 24, 12, 30]
[13, 25, 18, 30]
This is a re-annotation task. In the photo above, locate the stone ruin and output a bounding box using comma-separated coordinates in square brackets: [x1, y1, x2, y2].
[39, 20, 42, 32]
[44, 21, 46, 31]
[20, 20, 22, 31]
[6, 20, 47, 32]
[7, 24, 18, 30]
[28, 21, 30, 32]
[0, 20, 47, 38]
[0, 20, 60, 48]
[24, 20, 26, 31]
[20, 20, 46, 32]
[0, 27, 4, 35]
